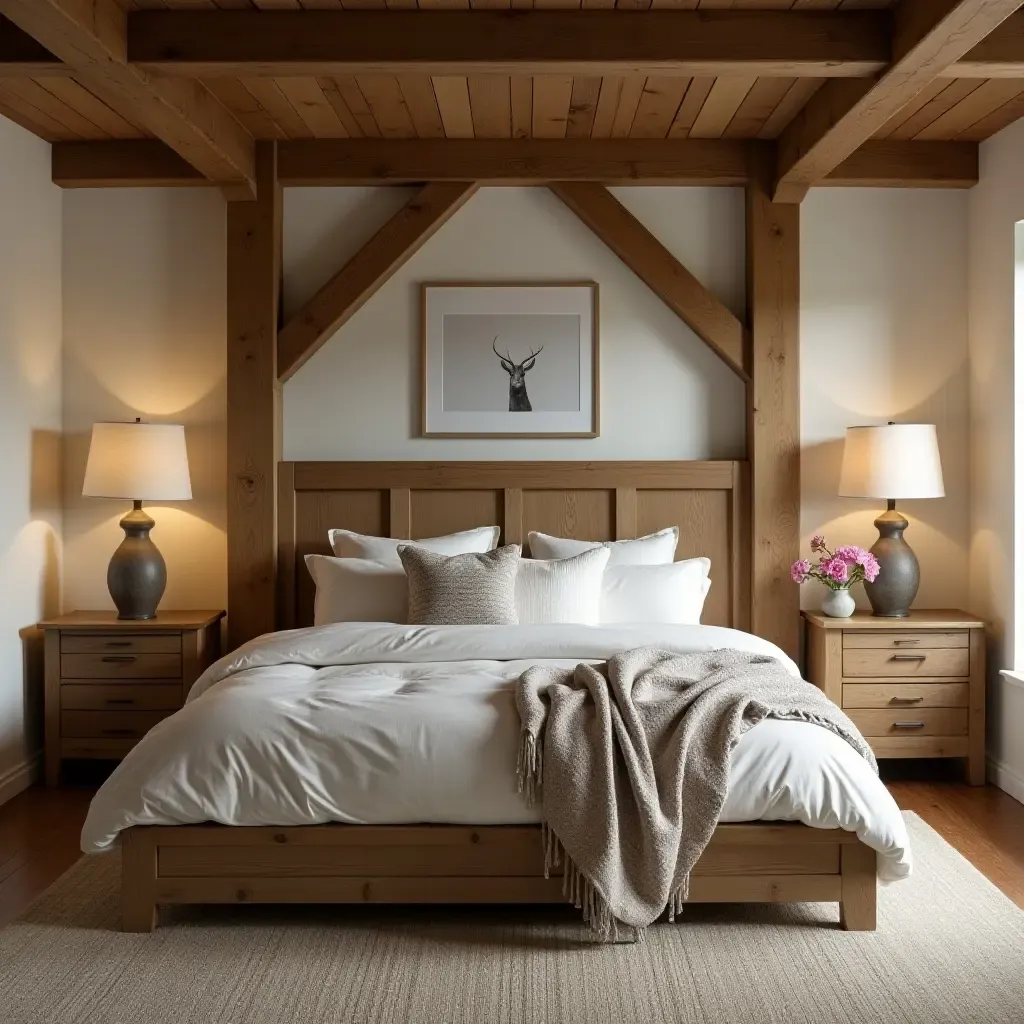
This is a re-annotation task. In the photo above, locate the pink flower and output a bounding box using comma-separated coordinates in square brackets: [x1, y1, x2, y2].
[810, 535, 827, 553]
[791, 559, 811, 583]
[821, 556, 849, 584]
[835, 545, 863, 564]
[860, 552, 881, 582]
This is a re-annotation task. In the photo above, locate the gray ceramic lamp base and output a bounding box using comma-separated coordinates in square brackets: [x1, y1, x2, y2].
[862, 503, 920, 618]
[107, 501, 167, 620]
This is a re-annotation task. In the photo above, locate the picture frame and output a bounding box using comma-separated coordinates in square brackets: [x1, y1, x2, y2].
[420, 282, 600, 439]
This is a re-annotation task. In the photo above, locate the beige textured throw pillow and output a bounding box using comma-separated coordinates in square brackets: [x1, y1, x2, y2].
[399, 544, 521, 625]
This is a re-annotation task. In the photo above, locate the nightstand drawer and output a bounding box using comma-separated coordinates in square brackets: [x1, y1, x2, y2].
[61, 634, 181, 655]
[61, 652, 182, 679]
[842, 682, 969, 709]
[61, 709, 175, 739]
[847, 708, 968, 737]
[60, 684, 183, 711]
[842, 631, 968, 651]
[842, 647, 969, 678]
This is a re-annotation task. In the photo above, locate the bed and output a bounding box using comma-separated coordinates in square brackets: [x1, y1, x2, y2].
[84, 461, 909, 932]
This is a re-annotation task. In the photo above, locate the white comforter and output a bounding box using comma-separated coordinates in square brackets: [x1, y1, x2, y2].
[81, 623, 911, 881]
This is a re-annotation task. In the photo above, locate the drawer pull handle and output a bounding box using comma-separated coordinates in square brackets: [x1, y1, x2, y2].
[105, 699, 135, 706]
[101, 656, 136, 664]
[893, 721, 925, 729]
[890, 696, 924, 705]
[892, 639, 920, 646]
[104, 641, 133, 649]
[890, 654, 927, 661]
[100, 728, 137, 737]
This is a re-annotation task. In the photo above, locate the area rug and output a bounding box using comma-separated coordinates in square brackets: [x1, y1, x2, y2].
[1, 813, 1021, 1024]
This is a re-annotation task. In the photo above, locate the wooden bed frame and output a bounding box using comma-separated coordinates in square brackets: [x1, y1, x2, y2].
[120, 460, 878, 933]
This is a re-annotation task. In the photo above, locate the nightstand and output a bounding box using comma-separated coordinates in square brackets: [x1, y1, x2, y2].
[39, 610, 225, 787]
[803, 610, 986, 785]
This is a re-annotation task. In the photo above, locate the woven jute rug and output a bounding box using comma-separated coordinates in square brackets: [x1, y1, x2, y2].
[1, 813, 1021, 1024]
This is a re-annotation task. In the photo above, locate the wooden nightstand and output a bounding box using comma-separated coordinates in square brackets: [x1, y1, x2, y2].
[803, 609, 986, 785]
[39, 610, 225, 787]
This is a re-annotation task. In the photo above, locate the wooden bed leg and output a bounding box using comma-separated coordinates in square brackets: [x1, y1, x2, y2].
[839, 842, 877, 932]
[121, 828, 159, 933]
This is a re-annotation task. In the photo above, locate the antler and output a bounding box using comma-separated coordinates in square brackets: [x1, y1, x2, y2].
[521, 345, 544, 372]
[491, 336, 514, 374]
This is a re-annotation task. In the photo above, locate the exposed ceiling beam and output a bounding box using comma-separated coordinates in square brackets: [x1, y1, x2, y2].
[0, 15, 67, 75]
[50, 138, 980, 192]
[774, 0, 1024, 202]
[0, 0, 255, 196]
[278, 183, 479, 382]
[951, 10, 1024, 76]
[127, 9, 889, 79]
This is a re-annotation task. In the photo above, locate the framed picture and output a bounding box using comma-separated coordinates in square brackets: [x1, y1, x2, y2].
[421, 282, 599, 438]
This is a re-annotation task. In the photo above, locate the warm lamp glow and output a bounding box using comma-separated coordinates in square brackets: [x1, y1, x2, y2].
[83, 421, 192, 501]
[838, 424, 944, 501]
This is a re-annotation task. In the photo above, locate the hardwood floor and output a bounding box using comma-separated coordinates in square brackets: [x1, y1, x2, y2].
[1, 772, 1023, 929]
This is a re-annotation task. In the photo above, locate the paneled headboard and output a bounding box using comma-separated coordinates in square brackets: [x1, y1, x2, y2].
[278, 461, 750, 632]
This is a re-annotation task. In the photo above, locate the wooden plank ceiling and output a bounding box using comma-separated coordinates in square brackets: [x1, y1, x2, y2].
[1, 0, 1023, 149]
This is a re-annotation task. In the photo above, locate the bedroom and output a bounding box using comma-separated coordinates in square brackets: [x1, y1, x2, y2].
[0, 3, 1023, 1021]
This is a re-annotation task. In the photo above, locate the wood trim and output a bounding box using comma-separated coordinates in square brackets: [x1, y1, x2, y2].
[277, 182, 478, 383]
[0, 0, 255, 195]
[389, 489, 412, 540]
[126, 10, 888, 80]
[615, 487, 638, 540]
[0, 14, 66, 76]
[746, 154, 800, 661]
[549, 182, 747, 378]
[773, 0, 1024, 201]
[121, 820, 872, 932]
[50, 139, 980, 192]
[227, 142, 282, 651]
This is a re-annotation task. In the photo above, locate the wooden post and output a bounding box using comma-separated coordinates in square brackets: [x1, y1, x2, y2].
[839, 842, 877, 931]
[746, 150, 800, 661]
[227, 142, 282, 649]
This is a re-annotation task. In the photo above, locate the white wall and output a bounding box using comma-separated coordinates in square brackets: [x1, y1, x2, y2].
[0, 116, 63, 803]
[801, 189, 971, 613]
[282, 186, 747, 460]
[62, 189, 227, 615]
[967, 117, 1024, 800]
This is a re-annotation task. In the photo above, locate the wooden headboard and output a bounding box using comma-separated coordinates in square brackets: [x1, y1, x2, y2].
[278, 461, 750, 632]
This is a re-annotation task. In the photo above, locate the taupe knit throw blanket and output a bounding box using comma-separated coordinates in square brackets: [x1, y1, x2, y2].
[515, 647, 877, 941]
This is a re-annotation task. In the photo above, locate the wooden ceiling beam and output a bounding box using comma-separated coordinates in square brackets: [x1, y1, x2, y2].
[278, 182, 479, 383]
[0, 15, 67, 76]
[127, 9, 889, 79]
[774, 0, 1024, 203]
[550, 182, 747, 378]
[952, 10, 1024, 76]
[0, 0, 255, 196]
[51, 139, 981, 191]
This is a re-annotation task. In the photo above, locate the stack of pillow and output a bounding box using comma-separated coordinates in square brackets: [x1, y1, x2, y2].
[305, 526, 711, 627]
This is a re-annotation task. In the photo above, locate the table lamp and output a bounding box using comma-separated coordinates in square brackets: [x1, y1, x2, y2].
[82, 419, 192, 620]
[838, 422, 944, 618]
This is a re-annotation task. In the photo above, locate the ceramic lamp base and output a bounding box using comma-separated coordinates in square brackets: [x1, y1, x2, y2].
[863, 504, 919, 618]
[107, 501, 167, 620]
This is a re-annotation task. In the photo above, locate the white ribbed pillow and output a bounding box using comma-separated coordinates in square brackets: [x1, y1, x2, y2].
[329, 526, 500, 564]
[527, 527, 679, 566]
[515, 548, 611, 625]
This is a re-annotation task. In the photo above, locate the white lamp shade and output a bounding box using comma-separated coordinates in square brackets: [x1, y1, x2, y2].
[838, 423, 944, 500]
[83, 421, 192, 501]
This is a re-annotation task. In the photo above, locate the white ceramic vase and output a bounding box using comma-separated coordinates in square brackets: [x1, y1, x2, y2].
[821, 588, 856, 618]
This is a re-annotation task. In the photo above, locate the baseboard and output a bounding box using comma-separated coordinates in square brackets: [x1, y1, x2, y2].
[0, 753, 41, 807]
[987, 756, 1024, 806]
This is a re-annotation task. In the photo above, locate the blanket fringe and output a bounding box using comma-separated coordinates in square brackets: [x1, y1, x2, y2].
[517, 730, 542, 806]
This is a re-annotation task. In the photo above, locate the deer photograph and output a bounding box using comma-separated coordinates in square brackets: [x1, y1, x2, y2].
[492, 337, 543, 412]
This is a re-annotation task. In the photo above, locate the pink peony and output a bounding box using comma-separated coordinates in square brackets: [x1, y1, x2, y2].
[790, 559, 811, 583]
[810, 535, 827, 553]
[820, 556, 849, 584]
[860, 552, 881, 582]
[835, 545, 863, 564]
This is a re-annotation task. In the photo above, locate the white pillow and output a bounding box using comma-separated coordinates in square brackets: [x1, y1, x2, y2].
[600, 560, 711, 625]
[515, 548, 611, 625]
[527, 527, 679, 566]
[305, 554, 407, 625]
[329, 526, 500, 564]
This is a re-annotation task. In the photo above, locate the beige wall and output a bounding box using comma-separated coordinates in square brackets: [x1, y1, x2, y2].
[0, 116, 63, 803]
[967, 116, 1024, 801]
[62, 188, 227, 616]
[800, 188, 970, 613]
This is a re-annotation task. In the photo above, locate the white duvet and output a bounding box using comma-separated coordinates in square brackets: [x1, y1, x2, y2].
[82, 623, 911, 882]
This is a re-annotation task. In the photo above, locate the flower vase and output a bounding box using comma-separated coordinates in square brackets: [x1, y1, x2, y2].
[822, 588, 856, 618]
